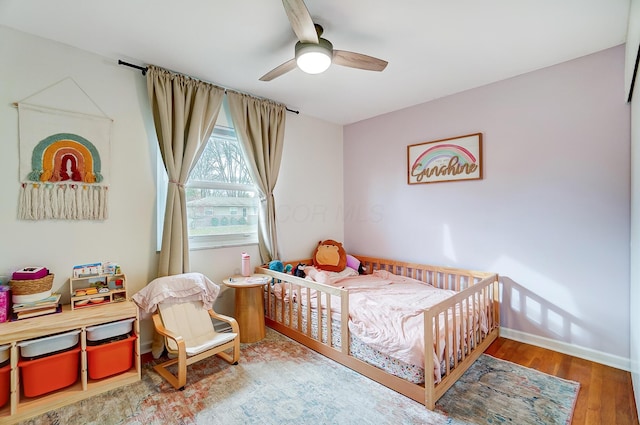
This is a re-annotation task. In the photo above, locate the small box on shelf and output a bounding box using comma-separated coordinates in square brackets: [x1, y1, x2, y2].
[72, 263, 103, 278]
[70, 273, 128, 310]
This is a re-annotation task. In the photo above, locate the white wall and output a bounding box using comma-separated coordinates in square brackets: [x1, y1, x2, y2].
[628, 0, 640, 410]
[0, 25, 158, 298]
[631, 77, 640, 420]
[344, 45, 631, 369]
[273, 113, 345, 259]
[0, 25, 344, 350]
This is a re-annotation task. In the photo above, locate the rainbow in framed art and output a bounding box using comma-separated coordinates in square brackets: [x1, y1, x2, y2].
[407, 133, 482, 184]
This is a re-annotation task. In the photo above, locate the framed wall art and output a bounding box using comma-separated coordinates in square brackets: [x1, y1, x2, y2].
[407, 133, 483, 185]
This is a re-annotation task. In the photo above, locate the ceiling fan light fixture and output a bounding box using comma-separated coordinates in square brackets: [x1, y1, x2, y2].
[259, 4, 387, 81]
[295, 39, 333, 74]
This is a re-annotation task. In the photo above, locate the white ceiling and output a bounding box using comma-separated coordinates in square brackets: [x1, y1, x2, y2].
[0, 0, 631, 125]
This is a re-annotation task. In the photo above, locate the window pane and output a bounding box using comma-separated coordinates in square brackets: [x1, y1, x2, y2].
[185, 126, 258, 247]
[190, 128, 252, 185]
[186, 190, 258, 240]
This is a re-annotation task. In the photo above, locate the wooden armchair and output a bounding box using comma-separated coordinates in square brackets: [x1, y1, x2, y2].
[152, 300, 240, 390]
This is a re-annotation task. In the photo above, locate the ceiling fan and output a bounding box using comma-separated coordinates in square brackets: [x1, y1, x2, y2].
[259, 0, 388, 81]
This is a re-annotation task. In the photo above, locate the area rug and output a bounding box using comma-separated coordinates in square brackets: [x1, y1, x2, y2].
[19, 329, 579, 425]
[436, 354, 579, 424]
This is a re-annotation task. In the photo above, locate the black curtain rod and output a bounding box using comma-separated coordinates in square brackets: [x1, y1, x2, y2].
[118, 60, 147, 75]
[118, 59, 299, 114]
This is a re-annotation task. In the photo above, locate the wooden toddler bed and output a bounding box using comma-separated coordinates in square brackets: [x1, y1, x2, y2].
[257, 255, 500, 409]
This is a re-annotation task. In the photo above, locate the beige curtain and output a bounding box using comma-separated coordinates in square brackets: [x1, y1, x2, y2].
[147, 65, 225, 276]
[227, 91, 286, 263]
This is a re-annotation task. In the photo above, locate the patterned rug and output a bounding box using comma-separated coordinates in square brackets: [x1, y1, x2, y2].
[19, 329, 579, 425]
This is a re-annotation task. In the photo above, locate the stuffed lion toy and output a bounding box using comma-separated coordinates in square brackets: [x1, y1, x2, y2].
[312, 239, 347, 272]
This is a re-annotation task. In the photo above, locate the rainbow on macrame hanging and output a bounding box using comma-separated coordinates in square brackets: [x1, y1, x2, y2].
[26, 133, 103, 183]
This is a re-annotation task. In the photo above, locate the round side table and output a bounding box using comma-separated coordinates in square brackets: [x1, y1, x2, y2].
[223, 274, 270, 343]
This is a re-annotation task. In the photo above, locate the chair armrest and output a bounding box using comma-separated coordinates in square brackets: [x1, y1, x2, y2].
[208, 310, 240, 334]
[152, 313, 186, 350]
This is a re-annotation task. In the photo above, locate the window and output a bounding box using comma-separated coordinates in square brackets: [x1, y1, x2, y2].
[157, 115, 258, 250]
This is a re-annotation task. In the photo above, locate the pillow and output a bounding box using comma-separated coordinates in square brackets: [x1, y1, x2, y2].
[303, 266, 323, 282]
[346, 254, 361, 272]
[312, 239, 347, 272]
[304, 266, 359, 285]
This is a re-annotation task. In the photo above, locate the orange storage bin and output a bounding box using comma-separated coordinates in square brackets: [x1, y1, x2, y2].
[86, 335, 136, 380]
[19, 347, 80, 397]
[0, 364, 9, 408]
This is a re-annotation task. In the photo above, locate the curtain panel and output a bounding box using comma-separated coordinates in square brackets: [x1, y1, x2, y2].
[227, 91, 286, 263]
[147, 65, 225, 276]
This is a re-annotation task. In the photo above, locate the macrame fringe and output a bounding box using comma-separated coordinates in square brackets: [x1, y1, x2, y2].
[18, 183, 109, 220]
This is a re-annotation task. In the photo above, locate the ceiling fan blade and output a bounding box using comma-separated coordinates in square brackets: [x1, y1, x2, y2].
[259, 58, 297, 81]
[333, 50, 388, 72]
[282, 0, 318, 43]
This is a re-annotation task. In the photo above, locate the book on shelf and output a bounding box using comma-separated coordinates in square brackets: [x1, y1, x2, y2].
[12, 293, 61, 312]
[13, 304, 61, 320]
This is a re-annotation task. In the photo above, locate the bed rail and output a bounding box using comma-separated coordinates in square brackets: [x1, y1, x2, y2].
[258, 256, 500, 409]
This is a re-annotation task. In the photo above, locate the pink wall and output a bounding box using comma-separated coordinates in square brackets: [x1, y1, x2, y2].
[344, 46, 631, 361]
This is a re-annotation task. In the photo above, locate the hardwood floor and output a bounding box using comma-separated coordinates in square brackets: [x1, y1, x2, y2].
[485, 337, 639, 425]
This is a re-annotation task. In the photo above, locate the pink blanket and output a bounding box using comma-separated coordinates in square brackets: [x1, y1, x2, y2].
[344, 272, 454, 370]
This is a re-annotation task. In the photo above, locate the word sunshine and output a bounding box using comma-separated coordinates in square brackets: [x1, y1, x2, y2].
[411, 156, 478, 182]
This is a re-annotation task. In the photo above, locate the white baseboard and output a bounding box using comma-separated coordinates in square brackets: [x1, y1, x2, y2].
[140, 340, 153, 355]
[500, 327, 631, 371]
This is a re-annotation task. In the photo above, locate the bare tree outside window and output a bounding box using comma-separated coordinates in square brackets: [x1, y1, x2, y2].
[185, 127, 258, 246]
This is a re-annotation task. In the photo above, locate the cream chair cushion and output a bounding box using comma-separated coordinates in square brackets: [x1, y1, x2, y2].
[158, 301, 237, 356]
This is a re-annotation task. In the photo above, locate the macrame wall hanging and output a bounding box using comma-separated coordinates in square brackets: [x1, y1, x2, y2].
[16, 78, 112, 220]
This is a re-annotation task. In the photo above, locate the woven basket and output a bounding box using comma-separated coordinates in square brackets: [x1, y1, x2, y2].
[9, 274, 54, 295]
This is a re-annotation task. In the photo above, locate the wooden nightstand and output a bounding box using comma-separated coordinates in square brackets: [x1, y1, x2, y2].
[222, 274, 270, 343]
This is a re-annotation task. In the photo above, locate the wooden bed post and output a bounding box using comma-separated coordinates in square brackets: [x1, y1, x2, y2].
[341, 294, 349, 354]
[424, 309, 436, 409]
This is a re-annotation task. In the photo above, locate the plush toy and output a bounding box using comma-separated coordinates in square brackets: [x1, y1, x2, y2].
[269, 260, 284, 273]
[284, 263, 293, 273]
[312, 239, 347, 272]
[346, 254, 360, 271]
[346, 254, 366, 274]
[293, 263, 306, 278]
